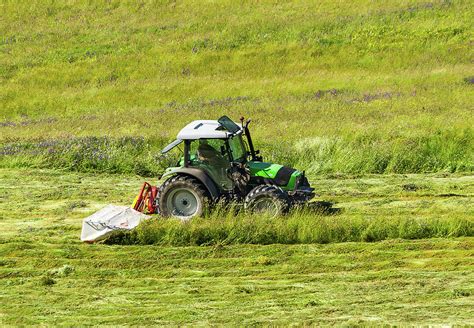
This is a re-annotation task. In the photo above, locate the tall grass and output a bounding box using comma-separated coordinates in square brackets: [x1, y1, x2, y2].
[1, 128, 472, 175]
[0, 136, 169, 176]
[106, 210, 473, 246]
[278, 128, 474, 174]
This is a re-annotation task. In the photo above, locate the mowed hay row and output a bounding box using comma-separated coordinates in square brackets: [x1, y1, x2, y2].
[105, 213, 474, 246]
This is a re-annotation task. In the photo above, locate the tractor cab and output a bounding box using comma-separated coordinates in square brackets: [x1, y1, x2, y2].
[161, 116, 254, 191]
[158, 116, 314, 219]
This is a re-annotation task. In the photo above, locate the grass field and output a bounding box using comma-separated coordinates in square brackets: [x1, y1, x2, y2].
[1, 0, 473, 325]
[0, 168, 473, 325]
[1, 0, 473, 174]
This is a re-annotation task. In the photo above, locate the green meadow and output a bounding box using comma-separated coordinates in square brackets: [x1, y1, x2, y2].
[1, 0, 473, 325]
[1, 0, 473, 174]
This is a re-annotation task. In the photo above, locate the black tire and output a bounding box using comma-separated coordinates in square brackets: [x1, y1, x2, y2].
[244, 185, 290, 216]
[158, 175, 210, 219]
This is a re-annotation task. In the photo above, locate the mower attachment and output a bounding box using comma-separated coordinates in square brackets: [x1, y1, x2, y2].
[81, 205, 149, 243]
[132, 182, 158, 214]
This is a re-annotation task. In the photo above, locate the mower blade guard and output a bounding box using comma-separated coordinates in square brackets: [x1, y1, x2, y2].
[80, 204, 149, 243]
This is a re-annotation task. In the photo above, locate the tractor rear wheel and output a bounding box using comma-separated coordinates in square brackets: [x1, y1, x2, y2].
[158, 175, 210, 220]
[244, 185, 290, 217]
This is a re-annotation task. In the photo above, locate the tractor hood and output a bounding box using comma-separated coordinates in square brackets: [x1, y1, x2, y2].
[247, 161, 302, 190]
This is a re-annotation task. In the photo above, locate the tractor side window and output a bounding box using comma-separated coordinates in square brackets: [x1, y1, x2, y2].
[189, 139, 227, 164]
[189, 139, 232, 190]
[229, 135, 247, 162]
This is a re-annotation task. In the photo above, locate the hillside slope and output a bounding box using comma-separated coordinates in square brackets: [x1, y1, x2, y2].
[1, 0, 473, 174]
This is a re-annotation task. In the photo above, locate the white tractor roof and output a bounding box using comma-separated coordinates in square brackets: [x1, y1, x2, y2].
[177, 120, 242, 140]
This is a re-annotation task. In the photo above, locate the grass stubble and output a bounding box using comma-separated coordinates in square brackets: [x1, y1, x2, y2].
[0, 168, 473, 325]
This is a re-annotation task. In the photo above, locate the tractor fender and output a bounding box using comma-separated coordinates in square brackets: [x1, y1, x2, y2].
[161, 168, 220, 200]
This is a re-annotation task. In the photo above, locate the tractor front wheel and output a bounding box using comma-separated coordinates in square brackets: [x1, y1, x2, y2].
[158, 175, 210, 220]
[244, 185, 290, 217]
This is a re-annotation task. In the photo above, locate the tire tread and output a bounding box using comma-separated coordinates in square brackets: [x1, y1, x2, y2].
[244, 184, 290, 214]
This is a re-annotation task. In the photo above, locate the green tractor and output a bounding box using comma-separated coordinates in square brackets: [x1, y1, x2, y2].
[156, 116, 314, 219]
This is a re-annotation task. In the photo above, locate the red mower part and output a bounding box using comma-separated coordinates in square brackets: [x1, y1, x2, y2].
[132, 182, 158, 214]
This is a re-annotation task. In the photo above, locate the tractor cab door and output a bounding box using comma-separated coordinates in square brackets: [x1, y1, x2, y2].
[189, 139, 233, 190]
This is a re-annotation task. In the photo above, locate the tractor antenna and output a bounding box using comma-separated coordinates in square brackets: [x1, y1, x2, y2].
[240, 116, 245, 127]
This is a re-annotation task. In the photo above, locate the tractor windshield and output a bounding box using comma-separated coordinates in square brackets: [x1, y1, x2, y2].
[229, 135, 247, 162]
